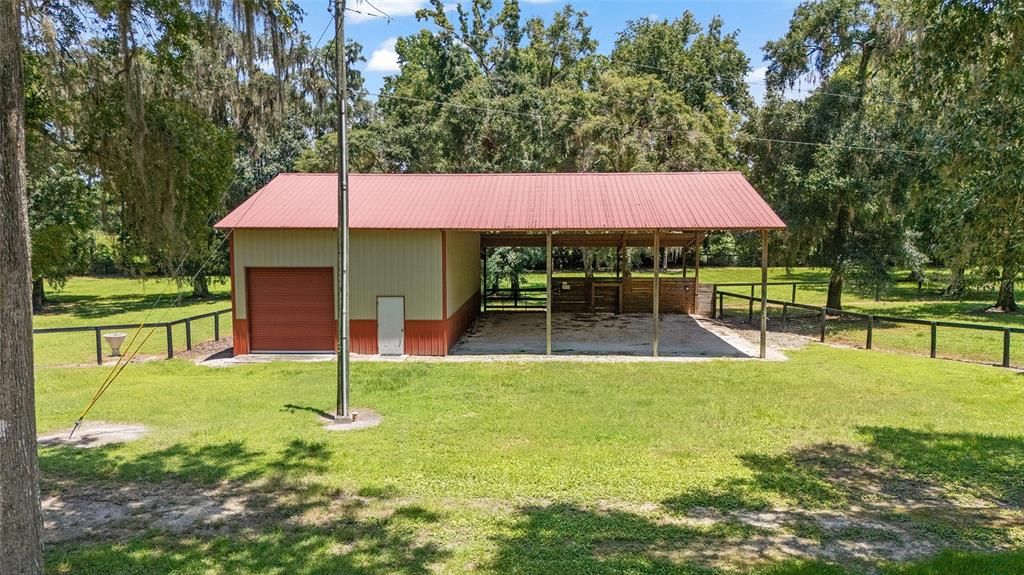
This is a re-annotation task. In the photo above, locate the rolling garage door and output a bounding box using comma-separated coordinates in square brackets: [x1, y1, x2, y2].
[247, 267, 336, 352]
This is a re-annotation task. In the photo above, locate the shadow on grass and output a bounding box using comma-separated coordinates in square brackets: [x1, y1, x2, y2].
[38, 289, 229, 321]
[39, 438, 336, 484]
[45, 493, 448, 575]
[38, 428, 1024, 574]
[491, 427, 1024, 574]
[41, 438, 449, 574]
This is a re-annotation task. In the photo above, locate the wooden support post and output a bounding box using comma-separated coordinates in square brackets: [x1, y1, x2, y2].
[866, 316, 874, 349]
[214, 313, 220, 341]
[760, 231, 768, 359]
[930, 322, 937, 358]
[546, 230, 552, 355]
[482, 246, 488, 312]
[819, 308, 827, 343]
[95, 327, 103, 365]
[1003, 330, 1011, 368]
[711, 285, 717, 319]
[792, 283, 797, 303]
[694, 235, 702, 287]
[653, 230, 660, 357]
[166, 324, 174, 359]
[185, 319, 192, 351]
[748, 285, 755, 324]
[719, 292, 724, 319]
[782, 303, 789, 329]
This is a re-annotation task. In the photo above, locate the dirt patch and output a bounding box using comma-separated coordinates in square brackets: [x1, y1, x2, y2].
[177, 337, 233, 363]
[41, 472, 1022, 570]
[719, 319, 813, 351]
[38, 422, 147, 449]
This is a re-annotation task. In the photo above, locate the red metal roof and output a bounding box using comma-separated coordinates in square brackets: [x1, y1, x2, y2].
[214, 172, 785, 231]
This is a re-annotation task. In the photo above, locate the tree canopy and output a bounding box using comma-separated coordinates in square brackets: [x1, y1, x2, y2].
[15, 0, 1024, 311]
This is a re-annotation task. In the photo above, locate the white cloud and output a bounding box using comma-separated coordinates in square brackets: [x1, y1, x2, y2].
[745, 66, 768, 105]
[365, 37, 401, 72]
[347, 0, 427, 23]
[746, 66, 818, 104]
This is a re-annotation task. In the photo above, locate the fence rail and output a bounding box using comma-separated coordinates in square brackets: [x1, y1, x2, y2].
[714, 290, 1022, 369]
[709, 280, 944, 315]
[34, 308, 232, 365]
[483, 287, 547, 311]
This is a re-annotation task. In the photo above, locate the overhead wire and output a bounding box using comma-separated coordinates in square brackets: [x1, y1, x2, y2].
[368, 92, 922, 156]
[417, 27, 911, 106]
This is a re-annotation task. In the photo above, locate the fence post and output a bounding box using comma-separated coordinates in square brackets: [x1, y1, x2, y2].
[95, 327, 103, 365]
[930, 322, 937, 358]
[792, 283, 797, 303]
[748, 286, 754, 324]
[185, 319, 192, 351]
[782, 303, 788, 330]
[166, 324, 174, 359]
[214, 313, 220, 341]
[866, 316, 873, 350]
[1003, 330, 1011, 368]
[819, 307, 827, 343]
[719, 292, 724, 319]
[711, 285, 718, 319]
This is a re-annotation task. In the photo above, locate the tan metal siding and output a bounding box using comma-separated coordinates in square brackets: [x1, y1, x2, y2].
[351, 230, 442, 321]
[445, 231, 480, 316]
[233, 229, 443, 321]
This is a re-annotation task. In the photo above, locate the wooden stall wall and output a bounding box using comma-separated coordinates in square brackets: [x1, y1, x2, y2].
[551, 277, 696, 314]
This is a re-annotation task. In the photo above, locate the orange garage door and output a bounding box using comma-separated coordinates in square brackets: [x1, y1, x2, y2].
[247, 267, 336, 352]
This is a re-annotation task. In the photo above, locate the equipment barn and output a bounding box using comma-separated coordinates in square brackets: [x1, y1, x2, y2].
[215, 172, 785, 357]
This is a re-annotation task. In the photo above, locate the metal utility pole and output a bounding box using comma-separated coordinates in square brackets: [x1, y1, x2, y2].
[335, 0, 352, 423]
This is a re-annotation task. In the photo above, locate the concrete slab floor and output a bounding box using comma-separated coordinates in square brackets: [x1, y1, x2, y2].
[199, 314, 786, 365]
[449, 313, 785, 361]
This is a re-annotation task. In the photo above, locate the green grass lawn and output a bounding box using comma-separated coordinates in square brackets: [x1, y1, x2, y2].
[37, 346, 1024, 574]
[32, 277, 230, 367]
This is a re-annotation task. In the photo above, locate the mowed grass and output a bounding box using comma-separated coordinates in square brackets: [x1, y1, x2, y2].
[32, 277, 230, 367]
[523, 267, 1024, 366]
[37, 347, 1024, 574]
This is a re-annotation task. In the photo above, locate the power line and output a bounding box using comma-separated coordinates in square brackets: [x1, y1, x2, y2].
[313, 1, 333, 47]
[368, 93, 922, 156]
[71, 161, 270, 436]
[357, 0, 392, 22]
[345, 6, 389, 21]
[413, 27, 910, 107]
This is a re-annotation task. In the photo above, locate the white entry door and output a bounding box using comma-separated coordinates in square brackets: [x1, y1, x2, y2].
[377, 296, 405, 355]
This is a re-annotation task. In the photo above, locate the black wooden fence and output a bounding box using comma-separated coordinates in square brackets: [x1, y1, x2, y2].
[482, 287, 547, 310]
[714, 290, 1023, 369]
[33, 308, 232, 365]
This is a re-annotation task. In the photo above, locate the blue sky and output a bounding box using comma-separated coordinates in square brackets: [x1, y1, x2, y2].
[298, 1, 803, 102]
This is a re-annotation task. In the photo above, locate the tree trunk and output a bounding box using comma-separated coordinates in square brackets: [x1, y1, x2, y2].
[825, 208, 851, 311]
[994, 268, 1018, 312]
[826, 271, 844, 310]
[582, 248, 593, 279]
[191, 273, 210, 299]
[31, 278, 44, 311]
[0, 0, 45, 570]
[946, 267, 966, 296]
